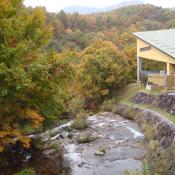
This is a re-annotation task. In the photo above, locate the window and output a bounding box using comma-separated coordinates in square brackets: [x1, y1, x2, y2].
[140, 46, 151, 52]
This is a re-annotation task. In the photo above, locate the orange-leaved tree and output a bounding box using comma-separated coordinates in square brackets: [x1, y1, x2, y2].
[0, 0, 73, 151]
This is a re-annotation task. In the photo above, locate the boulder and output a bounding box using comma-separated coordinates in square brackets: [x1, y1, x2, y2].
[95, 151, 105, 156]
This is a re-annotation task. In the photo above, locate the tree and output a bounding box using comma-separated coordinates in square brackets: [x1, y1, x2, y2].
[57, 10, 69, 28]
[0, 0, 73, 151]
[76, 41, 128, 107]
[52, 19, 65, 40]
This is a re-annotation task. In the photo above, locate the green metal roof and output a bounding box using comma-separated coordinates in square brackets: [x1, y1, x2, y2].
[133, 29, 175, 58]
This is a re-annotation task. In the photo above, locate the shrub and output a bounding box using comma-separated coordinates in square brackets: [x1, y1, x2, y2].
[72, 113, 89, 130]
[112, 108, 118, 114]
[77, 133, 95, 143]
[141, 122, 171, 175]
[50, 143, 60, 150]
[124, 170, 142, 175]
[68, 133, 73, 139]
[122, 106, 138, 120]
[141, 122, 154, 142]
[15, 168, 35, 175]
[100, 99, 115, 112]
[68, 96, 85, 116]
[98, 146, 107, 154]
[146, 140, 170, 175]
[31, 137, 44, 150]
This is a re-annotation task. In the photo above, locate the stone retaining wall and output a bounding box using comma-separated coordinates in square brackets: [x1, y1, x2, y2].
[116, 104, 175, 174]
[116, 104, 175, 148]
[133, 92, 175, 114]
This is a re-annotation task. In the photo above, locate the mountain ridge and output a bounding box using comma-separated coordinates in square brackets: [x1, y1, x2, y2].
[62, 1, 143, 14]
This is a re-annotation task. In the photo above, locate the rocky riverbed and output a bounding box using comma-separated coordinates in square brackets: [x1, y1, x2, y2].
[62, 112, 146, 175]
[0, 112, 146, 175]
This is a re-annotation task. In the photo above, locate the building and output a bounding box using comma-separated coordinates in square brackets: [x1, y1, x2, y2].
[133, 29, 175, 90]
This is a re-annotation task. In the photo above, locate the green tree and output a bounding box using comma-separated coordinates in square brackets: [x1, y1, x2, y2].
[0, 0, 73, 151]
[76, 40, 128, 107]
[57, 10, 69, 28]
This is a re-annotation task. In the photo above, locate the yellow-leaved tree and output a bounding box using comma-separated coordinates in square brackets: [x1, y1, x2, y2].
[76, 40, 129, 108]
[0, 0, 73, 151]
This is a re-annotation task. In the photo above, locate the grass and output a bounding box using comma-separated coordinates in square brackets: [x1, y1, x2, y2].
[137, 104, 175, 123]
[120, 84, 175, 175]
[118, 83, 145, 104]
[140, 88, 163, 96]
[77, 134, 95, 143]
[72, 115, 89, 130]
[118, 83, 163, 105]
[15, 168, 35, 175]
[118, 83, 175, 123]
[50, 143, 60, 150]
[100, 99, 118, 112]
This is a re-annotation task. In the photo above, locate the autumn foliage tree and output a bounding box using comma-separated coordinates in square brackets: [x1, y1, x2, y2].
[76, 41, 128, 108]
[0, 0, 73, 151]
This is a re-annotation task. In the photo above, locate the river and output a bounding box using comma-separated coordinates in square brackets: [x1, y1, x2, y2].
[0, 112, 146, 175]
[63, 112, 146, 175]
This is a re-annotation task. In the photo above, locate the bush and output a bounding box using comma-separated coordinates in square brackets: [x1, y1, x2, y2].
[72, 112, 89, 130]
[68, 133, 73, 139]
[141, 122, 154, 142]
[100, 99, 116, 112]
[141, 122, 171, 175]
[68, 96, 85, 116]
[15, 168, 35, 175]
[124, 170, 142, 175]
[77, 133, 95, 143]
[50, 143, 60, 150]
[31, 137, 44, 150]
[112, 108, 118, 114]
[122, 106, 138, 120]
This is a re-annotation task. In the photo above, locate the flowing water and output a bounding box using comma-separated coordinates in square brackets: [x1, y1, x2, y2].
[63, 112, 146, 175]
[0, 112, 146, 175]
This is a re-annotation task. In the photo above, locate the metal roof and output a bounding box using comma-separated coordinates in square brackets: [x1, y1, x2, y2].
[133, 29, 175, 58]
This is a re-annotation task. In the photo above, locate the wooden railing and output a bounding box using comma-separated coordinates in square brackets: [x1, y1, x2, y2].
[148, 74, 175, 88]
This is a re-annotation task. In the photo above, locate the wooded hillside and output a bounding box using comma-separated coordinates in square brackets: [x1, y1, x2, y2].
[1, 1, 175, 151]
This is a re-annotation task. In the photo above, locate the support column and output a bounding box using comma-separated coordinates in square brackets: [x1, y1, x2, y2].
[167, 62, 175, 75]
[167, 63, 170, 75]
[137, 56, 141, 85]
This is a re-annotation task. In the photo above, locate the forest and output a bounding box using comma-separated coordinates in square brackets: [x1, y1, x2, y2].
[1, 0, 175, 163]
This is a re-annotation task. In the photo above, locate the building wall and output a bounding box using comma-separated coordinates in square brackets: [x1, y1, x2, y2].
[137, 38, 175, 65]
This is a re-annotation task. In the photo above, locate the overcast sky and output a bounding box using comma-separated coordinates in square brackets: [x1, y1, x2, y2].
[24, 0, 175, 12]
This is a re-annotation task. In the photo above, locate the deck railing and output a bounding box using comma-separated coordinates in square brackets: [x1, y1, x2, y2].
[148, 74, 175, 88]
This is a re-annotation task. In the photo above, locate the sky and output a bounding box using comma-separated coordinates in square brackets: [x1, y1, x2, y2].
[24, 0, 175, 12]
